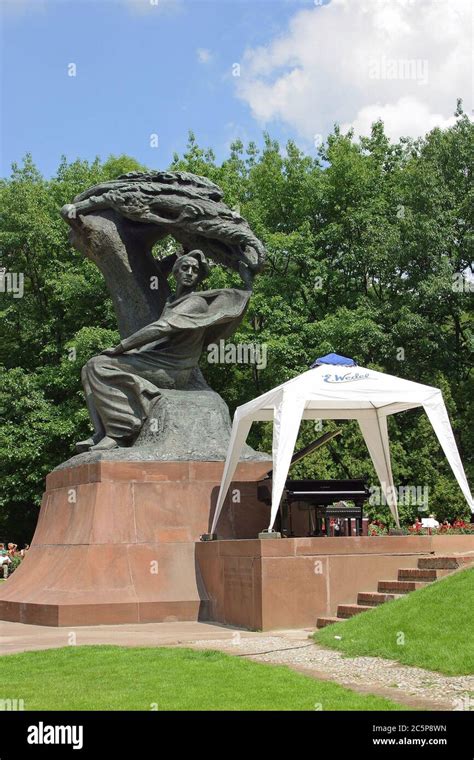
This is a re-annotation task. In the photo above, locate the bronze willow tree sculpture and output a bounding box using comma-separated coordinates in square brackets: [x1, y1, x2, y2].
[60, 170, 268, 462]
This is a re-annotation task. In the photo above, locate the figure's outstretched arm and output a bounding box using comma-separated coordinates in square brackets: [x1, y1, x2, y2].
[101, 320, 172, 355]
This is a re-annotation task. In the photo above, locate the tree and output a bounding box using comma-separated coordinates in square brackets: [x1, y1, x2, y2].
[1, 110, 472, 541]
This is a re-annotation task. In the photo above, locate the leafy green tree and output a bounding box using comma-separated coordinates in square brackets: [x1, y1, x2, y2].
[0, 109, 472, 542]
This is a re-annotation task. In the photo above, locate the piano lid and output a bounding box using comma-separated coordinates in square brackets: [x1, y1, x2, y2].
[263, 429, 342, 479]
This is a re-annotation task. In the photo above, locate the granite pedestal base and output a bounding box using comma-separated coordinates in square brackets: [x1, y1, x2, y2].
[0, 460, 270, 626]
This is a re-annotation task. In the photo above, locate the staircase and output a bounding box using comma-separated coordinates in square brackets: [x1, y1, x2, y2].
[316, 554, 474, 629]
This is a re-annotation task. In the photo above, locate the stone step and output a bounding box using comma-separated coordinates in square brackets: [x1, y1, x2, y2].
[316, 557, 474, 631]
[398, 568, 441, 581]
[337, 604, 373, 619]
[378, 579, 430, 593]
[316, 616, 344, 629]
[357, 591, 403, 606]
[417, 555, 474, 570]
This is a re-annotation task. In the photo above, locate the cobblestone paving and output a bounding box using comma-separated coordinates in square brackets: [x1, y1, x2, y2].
[190, 632, 474, 711]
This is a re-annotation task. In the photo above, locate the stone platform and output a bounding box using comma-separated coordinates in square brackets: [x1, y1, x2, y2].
[196, 535, 474, 630]
[0, 460, 271, 626]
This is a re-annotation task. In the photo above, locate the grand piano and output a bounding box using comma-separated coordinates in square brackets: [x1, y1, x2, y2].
[257, 431, 370, 537]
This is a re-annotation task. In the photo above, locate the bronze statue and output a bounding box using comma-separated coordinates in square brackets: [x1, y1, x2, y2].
[77, 251, 253, 451]
[61, 170, 266, 461]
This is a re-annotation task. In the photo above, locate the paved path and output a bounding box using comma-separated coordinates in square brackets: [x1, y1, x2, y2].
[189, 631, 474, 711]
[1, 620, 472, 711]
[0, 619, 258, 654]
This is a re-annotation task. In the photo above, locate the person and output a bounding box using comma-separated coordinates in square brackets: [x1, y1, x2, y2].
[20, 543, 30, 558]
[77, 251, 253, 452]
[412, 516, 423, 531]
[0, 544, 12, 580]
[7, 543, 17, 557]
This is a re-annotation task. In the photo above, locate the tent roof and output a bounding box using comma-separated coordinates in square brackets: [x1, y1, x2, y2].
[234, 364, 441, 420]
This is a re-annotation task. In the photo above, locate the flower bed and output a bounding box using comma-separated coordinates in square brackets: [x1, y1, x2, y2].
[368, 519, 474, 536]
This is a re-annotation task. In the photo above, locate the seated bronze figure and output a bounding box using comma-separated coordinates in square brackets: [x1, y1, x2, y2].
[77, 251, 253, 452]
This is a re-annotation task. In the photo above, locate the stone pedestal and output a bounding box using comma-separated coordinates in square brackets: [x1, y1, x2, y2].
[0, 460, 271, 626]
[56, 389, 267, 468]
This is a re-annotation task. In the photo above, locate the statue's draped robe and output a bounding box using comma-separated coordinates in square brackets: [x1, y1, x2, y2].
[82, 288, 251, 441]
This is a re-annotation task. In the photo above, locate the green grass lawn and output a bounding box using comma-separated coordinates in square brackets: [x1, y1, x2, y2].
[0, 645, 409, 711]
[314, 567, 474, 676]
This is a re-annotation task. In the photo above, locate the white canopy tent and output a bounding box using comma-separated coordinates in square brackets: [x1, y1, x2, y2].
[211, 358, 474, 534]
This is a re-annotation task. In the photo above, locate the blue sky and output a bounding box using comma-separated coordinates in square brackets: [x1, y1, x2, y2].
[1, 0, 470, 178]
[0, 0, 318, 177]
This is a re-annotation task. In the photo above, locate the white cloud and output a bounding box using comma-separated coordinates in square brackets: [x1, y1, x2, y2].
[197, 48, 213, 64]
[123, 0, 182, 15]
[236, 0, 472, 141]
[341, 97, 457, 141]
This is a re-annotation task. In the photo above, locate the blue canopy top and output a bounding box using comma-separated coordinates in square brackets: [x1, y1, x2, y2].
[311, 353, 357, 368]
